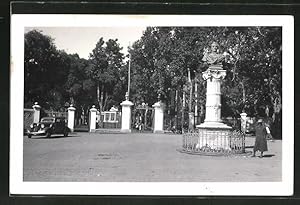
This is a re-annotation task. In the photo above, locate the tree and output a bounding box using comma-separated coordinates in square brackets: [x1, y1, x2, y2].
[24, 30, 69, 110]
[129, 26, 282, 136]
[87, 37, 125, 126]
[129, 28, 160, 106]
[63, 53, 96, 120]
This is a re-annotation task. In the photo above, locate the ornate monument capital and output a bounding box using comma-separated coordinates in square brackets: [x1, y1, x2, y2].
[202, 68, 227, 81]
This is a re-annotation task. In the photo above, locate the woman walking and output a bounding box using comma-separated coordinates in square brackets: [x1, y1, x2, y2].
[252, 119, 269, 158]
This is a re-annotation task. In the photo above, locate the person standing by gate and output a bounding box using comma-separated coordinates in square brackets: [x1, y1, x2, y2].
[252, 118, 269, 158]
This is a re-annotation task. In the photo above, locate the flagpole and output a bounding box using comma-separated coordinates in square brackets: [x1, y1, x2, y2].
[127, 42, 131, 100]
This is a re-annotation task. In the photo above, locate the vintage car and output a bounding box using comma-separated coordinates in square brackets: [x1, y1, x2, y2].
[27, 117, 70, 138]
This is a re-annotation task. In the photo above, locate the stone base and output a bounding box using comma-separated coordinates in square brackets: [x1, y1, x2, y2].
[120, 129, 132, 133]
[196, 121, 232, 130]
[196, 122, 232, 151]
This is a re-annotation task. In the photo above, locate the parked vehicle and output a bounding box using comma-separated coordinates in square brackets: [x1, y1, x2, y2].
[27, 117, 70, 138]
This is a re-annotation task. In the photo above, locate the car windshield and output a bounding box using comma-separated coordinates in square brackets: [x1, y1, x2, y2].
[41, 118, 55, 123]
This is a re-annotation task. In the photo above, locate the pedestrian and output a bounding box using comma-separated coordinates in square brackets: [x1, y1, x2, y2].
[252, 118, 269, 158]
[138, 122, 143, 132]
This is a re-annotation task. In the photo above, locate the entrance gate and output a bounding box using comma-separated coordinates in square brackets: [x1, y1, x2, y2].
[74, 107, 89, 132]
[132, 103, 154, 132]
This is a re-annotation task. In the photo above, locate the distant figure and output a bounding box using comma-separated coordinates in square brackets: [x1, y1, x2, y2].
[135, 114, 143, 132]
[202, 42, 226, 67]
[252, 119, 269, 158]
[138, 122, 143, 132]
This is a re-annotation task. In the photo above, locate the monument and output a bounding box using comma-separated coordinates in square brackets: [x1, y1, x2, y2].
[196, 42, 232, 151]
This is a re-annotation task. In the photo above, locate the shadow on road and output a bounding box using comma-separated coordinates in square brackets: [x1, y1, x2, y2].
[29, 135, 80, 139]
[262, 154, 275, 158]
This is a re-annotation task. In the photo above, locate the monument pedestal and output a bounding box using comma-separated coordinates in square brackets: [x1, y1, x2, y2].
[196, 123, 232, 151]
[196, 68, 232, 151]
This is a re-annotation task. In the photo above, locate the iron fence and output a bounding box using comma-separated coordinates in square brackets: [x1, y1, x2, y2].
[24, 109, 34, 130]
[44, 110, 68, 118]
[182, 129, 245, 155]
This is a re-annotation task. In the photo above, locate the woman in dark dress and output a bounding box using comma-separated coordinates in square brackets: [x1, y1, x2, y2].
[252, 119, 268, 158]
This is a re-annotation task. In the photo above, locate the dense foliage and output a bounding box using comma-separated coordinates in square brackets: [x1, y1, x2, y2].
[24, 30, 126, 117]
[129, 27, 282, 136]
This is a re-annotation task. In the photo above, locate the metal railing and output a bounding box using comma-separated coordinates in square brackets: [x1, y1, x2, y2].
[24, 109, 34, 130]
[182, 129, 245, 154]
[44, 110, 68, 118]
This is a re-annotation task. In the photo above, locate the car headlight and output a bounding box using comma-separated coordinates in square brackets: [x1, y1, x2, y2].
[41, 124, 45, 129]
[30, 124, 34, 128]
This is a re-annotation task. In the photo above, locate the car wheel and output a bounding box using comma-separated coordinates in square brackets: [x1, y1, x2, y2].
[46, 132, 51, 138]
[28, 134, 32, 138]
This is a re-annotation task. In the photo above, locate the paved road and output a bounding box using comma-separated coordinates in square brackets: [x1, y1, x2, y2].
[23, 132, 281, 182]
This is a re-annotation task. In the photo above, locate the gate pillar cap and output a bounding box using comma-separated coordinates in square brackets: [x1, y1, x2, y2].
[32, 102, 41, 110]
[120, 100, 133, 106]
[240, 112, 247, 117]
[90, 105, 97, 112]
[68, 104, 76, 111]
[152, 101, 164, 108]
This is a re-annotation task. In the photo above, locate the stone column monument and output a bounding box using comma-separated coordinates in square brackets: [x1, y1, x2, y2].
[120, 92, 134, 133]
[196, 42, 232, 150]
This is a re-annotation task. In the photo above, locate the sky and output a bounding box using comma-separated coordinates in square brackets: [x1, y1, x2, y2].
[25, 27, 146, 59]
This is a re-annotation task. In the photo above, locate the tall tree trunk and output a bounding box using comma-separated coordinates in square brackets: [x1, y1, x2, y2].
[188, 68, 193, 113]
[272, 95, 281, 122]
[188, 68, 194, 131]
[181, 86, 186, 133]
[175, 89, 178, 129]
[240, 80, 246, 111]
[200, 104, 204, 123]
[194, 81, 198, 124]
[271, 95, 282, 139]
[97, 82, 104, 128]
[100, 84, 104, 111]
[103, 94, 109, 111]
[97, 82, 101, 110]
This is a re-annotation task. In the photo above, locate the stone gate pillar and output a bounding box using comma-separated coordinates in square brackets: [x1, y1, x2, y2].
[152, 101, 164, 133]
[240, 112, 247, 133]
[67, 104, 76, 132]
[89, 105, 97, 132]
[32, 102, 41, 123]
[120, 93, 134, 133]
